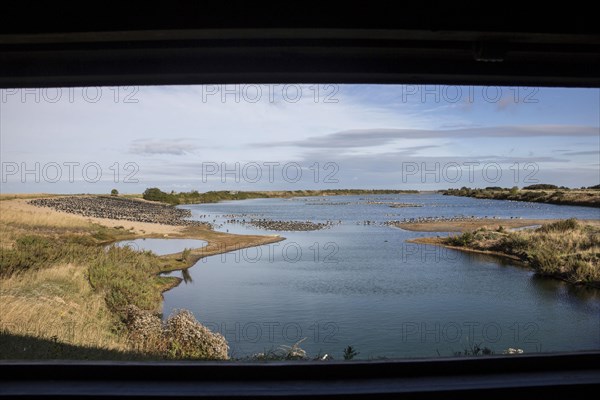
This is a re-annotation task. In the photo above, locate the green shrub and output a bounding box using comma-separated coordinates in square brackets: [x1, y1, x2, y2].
[0, 235, 91, 277]
[537, 218, 579, 233]
[526, 243, 563, 276]
[570, 259, 600, 283]
[87, 245, 164, 313]
[343, 345, 360, 360]
[446, 232, 474, 247]
[142, 187, 168, 202]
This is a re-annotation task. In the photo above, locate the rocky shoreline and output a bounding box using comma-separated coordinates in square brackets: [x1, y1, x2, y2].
[29, 196, 210, 227]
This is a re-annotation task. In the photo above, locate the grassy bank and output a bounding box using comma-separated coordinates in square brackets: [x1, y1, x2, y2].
[424, 219, 600, 287]
[142, 188, 419, 205]
[391, 218, 597, 232]
[0, 196, 282, 360]
[442, 187, 600, 208]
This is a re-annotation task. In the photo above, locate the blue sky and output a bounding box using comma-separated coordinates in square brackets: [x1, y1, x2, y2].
[1, 84, 598, 193]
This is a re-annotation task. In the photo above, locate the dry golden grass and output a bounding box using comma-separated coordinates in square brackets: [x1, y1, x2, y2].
[0, 195, 285, 359]
[0, 263, 128, 351]
[0, 198, 187, 250]
[1, 198, 92, 228]
[0, 193, 63, 201]
[0, 199, 94, 249]
[418, 219, 600, 286]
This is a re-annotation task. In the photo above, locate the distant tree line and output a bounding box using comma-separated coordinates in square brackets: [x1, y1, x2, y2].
[142, 188, 418, 205]
[142, 188, 267, 205]
[441, 184, 599, 207]
[444, 184, 598, 195]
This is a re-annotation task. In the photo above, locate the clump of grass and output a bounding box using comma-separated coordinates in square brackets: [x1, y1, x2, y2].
[446, 231, 474, 246]
[248, 339, 310, 361]
[122, 305, 165, 354]
[124, 306, 228, 360]
[164, 309, 229, 360]
[247, 342, 361, 362]
[571, 259, 599, 282]
[453, 343, 494, 356]
[178, 248, 191, 262]
[276, 338, 309, 360]
[527, 242, 563, 276]
[537, 218, 579, 233]
[343, 345, 360, 360]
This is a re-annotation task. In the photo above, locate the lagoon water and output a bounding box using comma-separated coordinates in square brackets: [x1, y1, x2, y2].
[114, 238, 207, 256]
[161, 194, 600, 359]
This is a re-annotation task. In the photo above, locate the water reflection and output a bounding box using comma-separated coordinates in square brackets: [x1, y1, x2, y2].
[113, 238, 207, 256]
[181, 268, 193, 284]
[530, 274, 600, 304]
[160, 194, 600, 358]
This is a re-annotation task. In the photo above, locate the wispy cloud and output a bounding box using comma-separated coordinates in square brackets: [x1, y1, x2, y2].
[129, 139, 198, 156]
[559, 150, 599, 156]
[255, 125, 597, 149]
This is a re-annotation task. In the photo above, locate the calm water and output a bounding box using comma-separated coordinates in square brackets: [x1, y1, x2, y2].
[114, 238, 207, 256]
[159, 194, 599, 359]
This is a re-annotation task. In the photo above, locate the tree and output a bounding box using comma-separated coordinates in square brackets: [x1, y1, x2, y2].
[143, 187, 168, 201]
[111, 189, 119, 196]
[510, 186, 519, 194]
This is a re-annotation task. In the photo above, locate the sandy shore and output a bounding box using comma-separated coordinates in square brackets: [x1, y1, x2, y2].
[394, 218, 600, 232]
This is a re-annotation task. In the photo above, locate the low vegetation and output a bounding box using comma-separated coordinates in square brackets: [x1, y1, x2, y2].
[245, 339, 362, 361]
[0, 263, 130, 358]
[442, 186, 600, 207]
[444, 218, 600, 286]
[0, 197, 228, 360]
[124, 306, 228, 360]
[343, 345, 360, 360]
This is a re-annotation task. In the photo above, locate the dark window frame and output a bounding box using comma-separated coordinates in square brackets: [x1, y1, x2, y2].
[1, 4, 599, 398]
